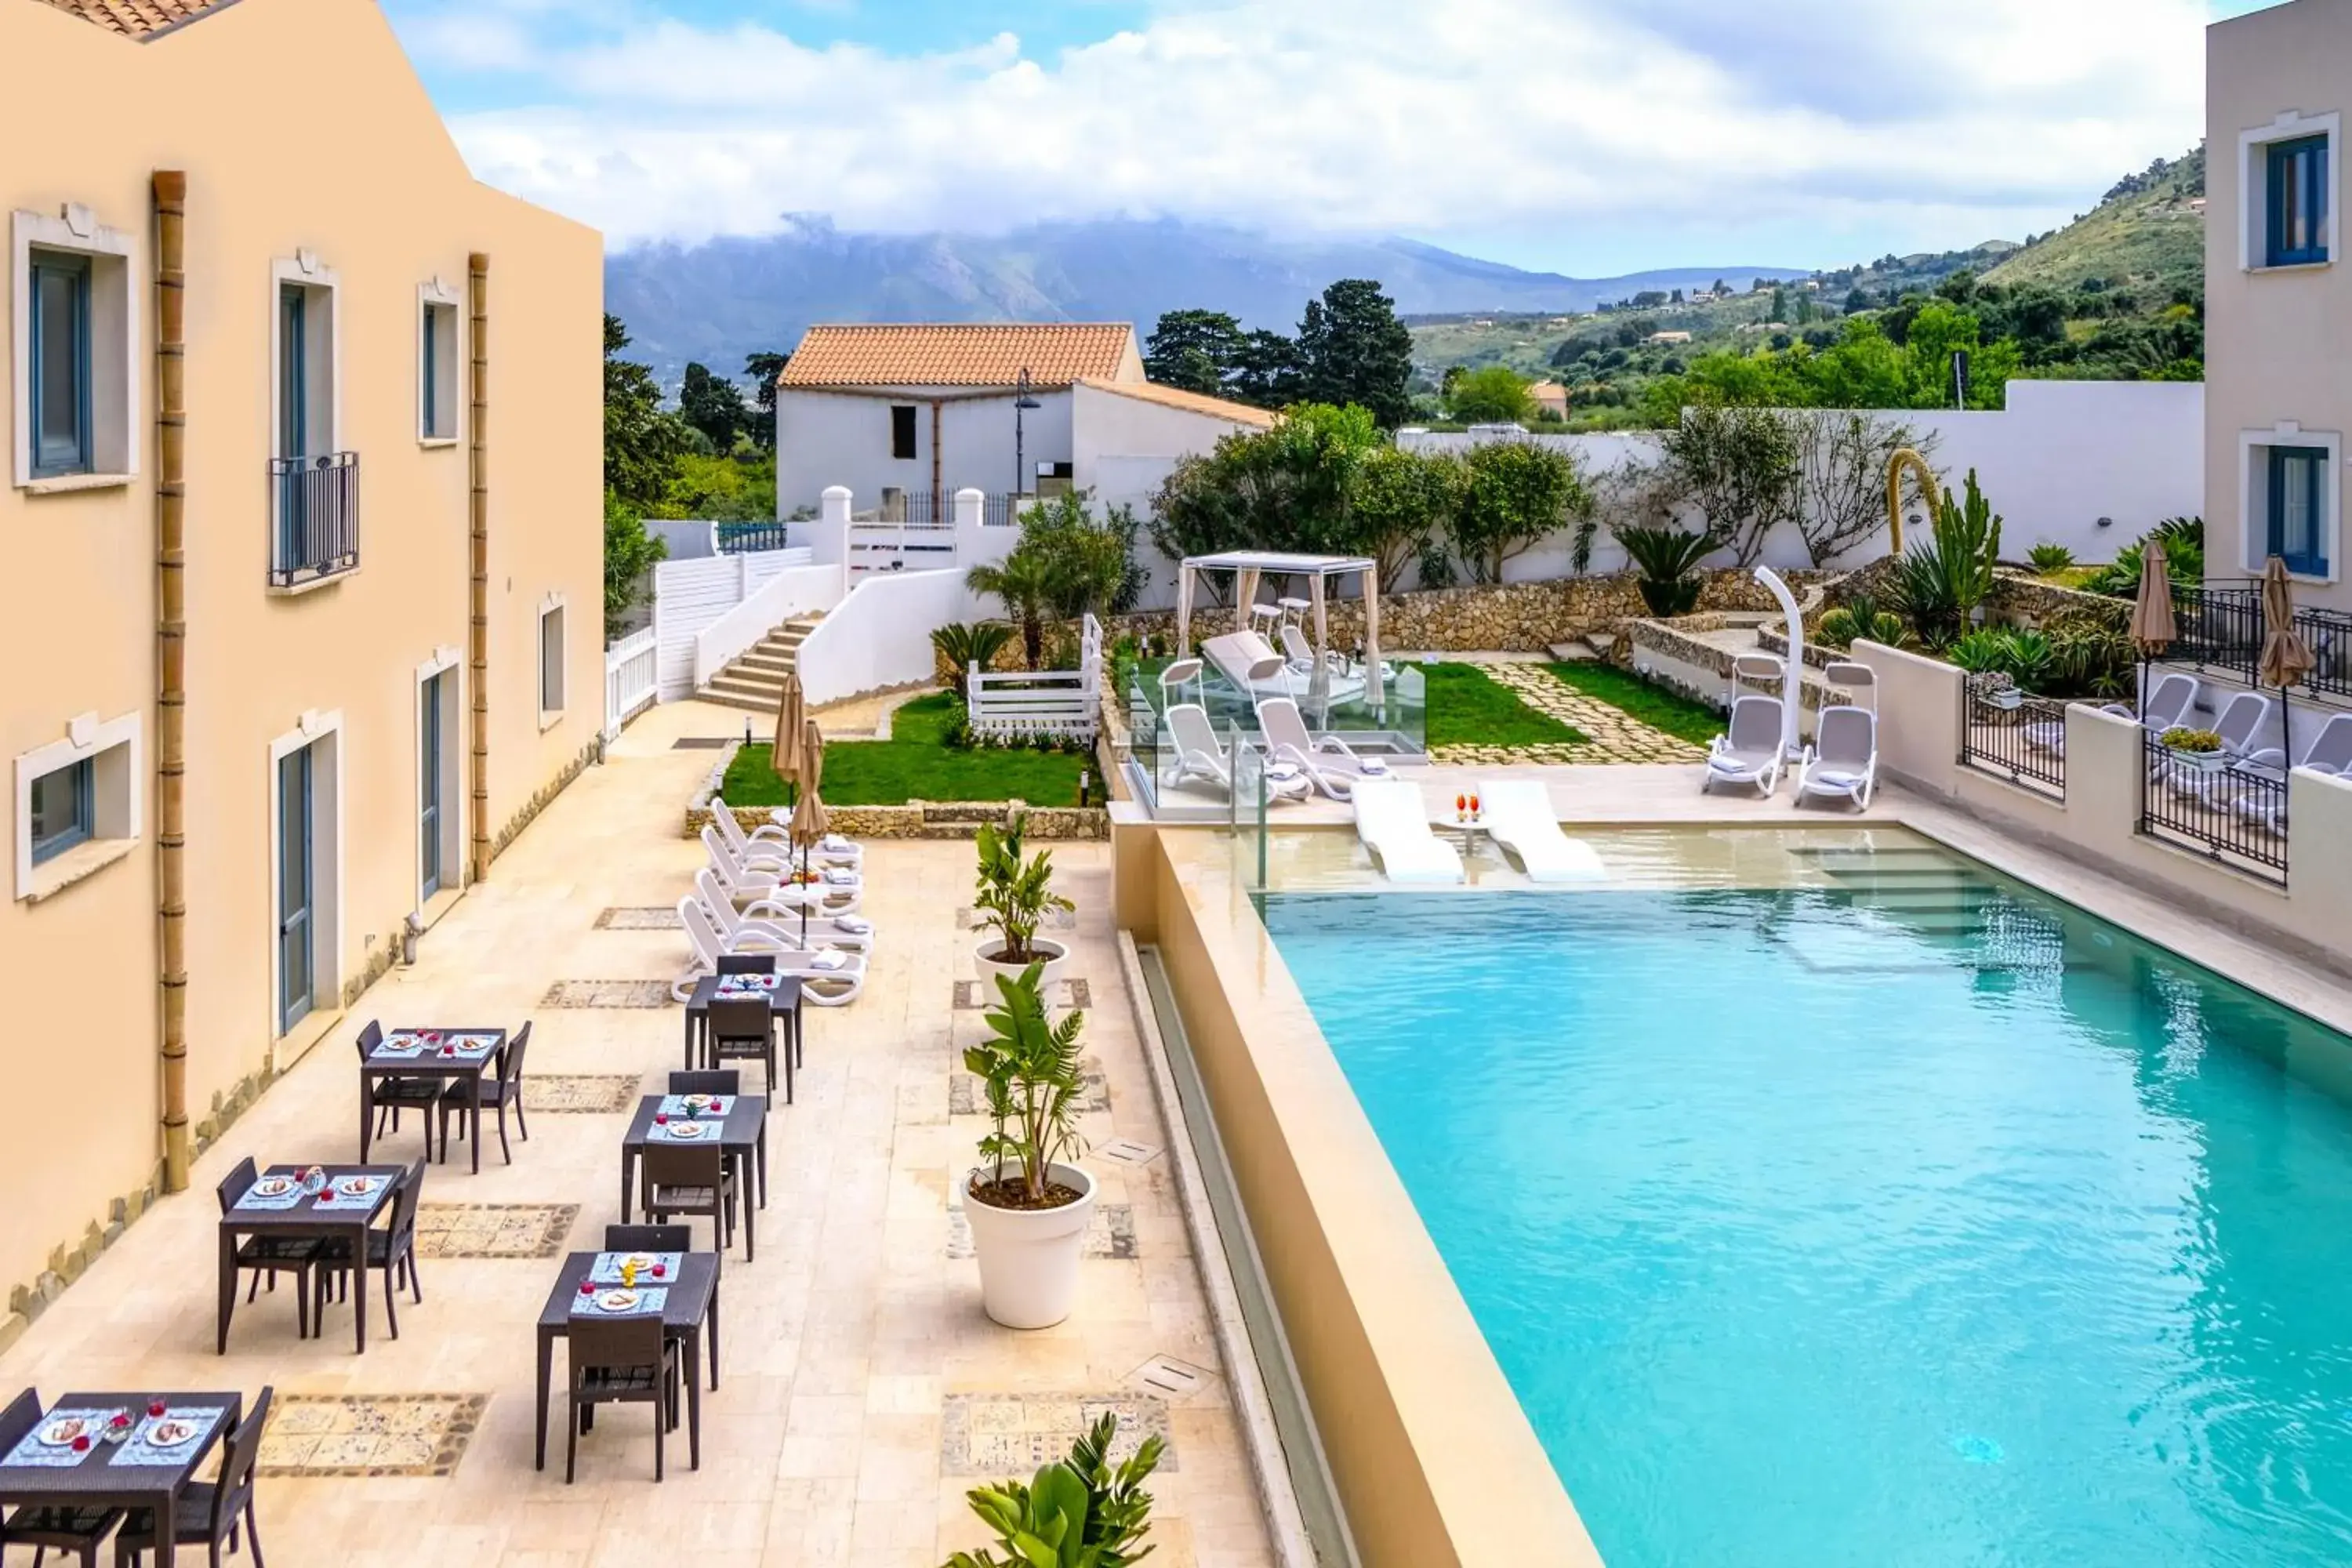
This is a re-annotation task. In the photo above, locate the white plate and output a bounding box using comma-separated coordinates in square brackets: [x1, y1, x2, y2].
[145, 1420, 199, 1449]
[597, 1290, 641, 1312]
[38, 1418, 86, 1448]
[666, 1121, 705, 1140]
[250, 1178, 295, 1198]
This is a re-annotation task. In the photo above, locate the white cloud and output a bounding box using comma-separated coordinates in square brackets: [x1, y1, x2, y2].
[408, 0, 2208, 260]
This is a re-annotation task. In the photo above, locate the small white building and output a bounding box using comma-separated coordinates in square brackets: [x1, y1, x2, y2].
[771, 322, 1273, 521]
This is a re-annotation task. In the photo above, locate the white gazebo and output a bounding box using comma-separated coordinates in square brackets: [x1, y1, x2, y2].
[1172, 551, 1383, 710]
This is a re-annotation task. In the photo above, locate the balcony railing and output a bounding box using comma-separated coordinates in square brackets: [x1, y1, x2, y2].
[270, 452, 359, 589]
[2173, 583, 2352, 700]
[1958, 681, 2066, 798]
[714, 522, 791, 555]
[2138, 730, 2288, 883]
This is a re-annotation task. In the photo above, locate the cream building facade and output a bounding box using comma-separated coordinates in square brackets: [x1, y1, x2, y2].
[2208, 0, 2351, 610]
[0, 0, 601, 1309]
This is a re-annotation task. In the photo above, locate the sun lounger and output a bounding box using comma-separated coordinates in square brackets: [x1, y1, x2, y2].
[1352, 779, 1464, 884]
[1474, 779, 1605, 882]
[678, 899, 866, 1006]
[1795, 706, 1878, 810]
[1255, 696, 1391, 800]
[2164, 691, 2275, 800]
[693, 867, 873, 953]
[702, 826, 862, 916]
[2026, 672, 2198, 754]
[1163, 703, 1312, 802]
[1704, 695, 1787, 796]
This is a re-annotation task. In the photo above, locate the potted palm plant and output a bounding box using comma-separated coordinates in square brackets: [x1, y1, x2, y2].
[963, 965, 1095, 1329]
[944, 1414, 1162, 1567]
[973, 815, 1074, 990]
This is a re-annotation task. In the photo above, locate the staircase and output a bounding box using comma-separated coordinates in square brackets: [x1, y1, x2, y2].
[696, 613, 826, 713]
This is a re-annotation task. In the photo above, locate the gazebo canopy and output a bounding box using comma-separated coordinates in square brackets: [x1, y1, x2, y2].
[1173, 552, 1382, 712]
[1179, 551, 1378, 577]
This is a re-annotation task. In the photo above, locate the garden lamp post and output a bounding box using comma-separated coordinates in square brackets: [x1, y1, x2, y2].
[1013, 367, 1040, 503]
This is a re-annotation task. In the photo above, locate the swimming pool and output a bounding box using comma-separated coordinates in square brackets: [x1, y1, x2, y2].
[1264, 833, 2352, 1566]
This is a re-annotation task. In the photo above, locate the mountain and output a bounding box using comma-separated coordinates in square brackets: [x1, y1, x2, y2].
[1982, 145, 2205, 299]
[601, 216, 1809, 380]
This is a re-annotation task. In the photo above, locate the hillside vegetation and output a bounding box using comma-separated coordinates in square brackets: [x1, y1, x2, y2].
[1407, 147, 2208, 430]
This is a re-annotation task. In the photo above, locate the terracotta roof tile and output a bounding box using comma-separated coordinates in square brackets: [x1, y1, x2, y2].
[1076, 378, 1279, 429]
[33, 0, 234, 38]
[779, 324, 1137, 390]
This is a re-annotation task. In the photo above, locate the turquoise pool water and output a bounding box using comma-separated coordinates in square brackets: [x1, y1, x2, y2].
[1263, 837, 2352, 1567]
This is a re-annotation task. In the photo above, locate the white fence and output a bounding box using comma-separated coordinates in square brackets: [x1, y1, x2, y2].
[651, 545, 841, 701]
[692, 558, 844, 689]
[604, 626, 659, 740]
[795, 568, 978, 708]
[967, 615, 1104, 742]
[788, 487, 1020, 581]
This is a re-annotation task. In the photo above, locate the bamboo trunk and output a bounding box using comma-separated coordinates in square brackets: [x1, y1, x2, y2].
[469, 255, 492, 884]
[154, 172, 190, 1192]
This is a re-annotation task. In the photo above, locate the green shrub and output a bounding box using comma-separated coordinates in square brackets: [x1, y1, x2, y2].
[2027, 542, 2076, 574]
[1820, 592, 1906, 649]
[2048, 614, 2134, 699]
[2160, 727, 2221, 753]
[1614, 524, 1715, 617]
[932, 622, 1015, 689]
[1948, 628, 2016, 676]
[944, 1414, 1163, 1568]
[2085, 516, 2203, 599]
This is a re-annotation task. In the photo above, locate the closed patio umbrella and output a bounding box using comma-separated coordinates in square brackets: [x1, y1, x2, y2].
[786, 718, 830, 942]
[771, 671, 807, 804]
[2260, 555, 2317, 763]
[2130, 541, 2177, 659]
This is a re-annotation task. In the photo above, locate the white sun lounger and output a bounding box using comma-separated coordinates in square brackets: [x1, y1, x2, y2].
[678, 899, 866, 1006]
[2164, 691, 2275, 800]
[2026, 672, 2198, 755]
[2232, 712, 2352, 831]
[1163, 703, 1312, 802]
[1795, 706, 1878, 810]
[711, 799, 858, 866]
[1255, 696, 1391, 800]
[1704, 695, 1787, 796]
[703, 825, 862, 916]
[693, 867, 873, 953]
[1352, 779, 1464, 884]
[1474, 779, 1606, 882]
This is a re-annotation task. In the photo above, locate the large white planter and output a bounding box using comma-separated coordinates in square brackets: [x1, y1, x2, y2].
[973, 936, 1069, 993]
[964, 1161, 1097, 1329]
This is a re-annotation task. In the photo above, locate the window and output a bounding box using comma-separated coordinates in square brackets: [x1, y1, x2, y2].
[419, 289, 459, 442]
[13, 205, 136, 488]
[28, 758, 92, 865]
[2270, 445, 2330, 575]
[891, 405, 918, 461]
[2269, 135, 2330, 267]
[30, 254, 90, 477]
[14, 711, 140, 902]
[538, 600, 568, 719]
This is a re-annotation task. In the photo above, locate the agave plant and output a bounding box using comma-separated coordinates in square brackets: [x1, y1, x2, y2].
[2048, 614, 2134, 699]
[1947, 628, 2016, 676]
[1614, 524, 1717, 617]
[1819, 592, 1907, 650]
[931, 622, 1016, 688]
[2083, 516, 2205, 600]
[2027, 542, 2076, 575]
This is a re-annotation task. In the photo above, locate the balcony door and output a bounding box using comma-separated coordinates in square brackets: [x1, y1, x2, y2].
[278, 743, 315, 1035]
[278, 284, 309, 570]
[419, 670, 446, 898]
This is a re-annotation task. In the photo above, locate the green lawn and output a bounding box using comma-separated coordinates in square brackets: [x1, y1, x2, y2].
[721, 693, 1087, 808]
[1541, 662, 1726, 746]
[1423, 661, 1589, 749]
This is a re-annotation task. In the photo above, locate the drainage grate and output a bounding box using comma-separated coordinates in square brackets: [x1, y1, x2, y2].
[539, 979, 673, 1009]
[1126, 1354, 1214, 1402]
[594, 907, 683, 930]
[672, 737, 731, 750]
[955, 978, 1091, 1011]
[1092, 1138, 1161, 1167]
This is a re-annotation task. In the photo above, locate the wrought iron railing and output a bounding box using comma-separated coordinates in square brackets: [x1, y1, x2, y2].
[2138, 731, 2288, 882]
[269, 452, 359, 588]
[2172, 583, 2352, 700]
[714, 522, 791, 554]
[1958, 682, 2066, 798]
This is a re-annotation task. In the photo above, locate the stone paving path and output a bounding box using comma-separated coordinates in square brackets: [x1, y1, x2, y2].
[1428, 657, 1708, 767]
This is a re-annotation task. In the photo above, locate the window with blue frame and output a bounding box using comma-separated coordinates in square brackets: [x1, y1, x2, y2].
[2267, 135, 2330, 267]
[29, 252, 93, 477]
[2269, 445, 2331, 575]
[28, 757, 93, 865]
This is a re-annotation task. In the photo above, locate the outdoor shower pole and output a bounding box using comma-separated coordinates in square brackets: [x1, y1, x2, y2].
[1754, 566, 1806, 762]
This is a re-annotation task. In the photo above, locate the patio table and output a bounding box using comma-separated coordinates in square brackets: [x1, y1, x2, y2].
[532, 1252, 719, 1471]
[363, 1025, 507, 1173]
[0, 1389, 240, 1568]
[682, 974, 800, 1080]
[618, 1094, 768, 1256]
[217, 1164, 404, 1353]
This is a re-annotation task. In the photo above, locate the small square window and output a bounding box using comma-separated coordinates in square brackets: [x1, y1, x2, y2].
[539, 603, 567, 717]
[28, 757, 92, 865]
[891, 405, 918, 461]
[2268, 135, 2330, 267]
[420, 296, 459, 441]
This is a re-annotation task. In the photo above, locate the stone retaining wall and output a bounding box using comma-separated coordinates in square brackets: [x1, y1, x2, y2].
[1103, 568, 1833, 654]
[1988, 572, 2130, 630]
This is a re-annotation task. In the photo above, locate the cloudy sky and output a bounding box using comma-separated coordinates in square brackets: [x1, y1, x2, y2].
[384, 0, 2281, 276]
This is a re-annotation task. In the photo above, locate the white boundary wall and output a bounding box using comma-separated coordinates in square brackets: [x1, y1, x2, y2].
[651, 544, 835, 701]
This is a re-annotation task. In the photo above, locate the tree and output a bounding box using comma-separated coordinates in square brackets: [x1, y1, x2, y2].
[1296, 279, 1414, 429]
[966, 550, 1058, 670]
[678, 362, 750, 452]
[1350, 445, 1464, 587]
[743, 350, 788, 451]
[1146, 403, 1381, 584]
[1229, 328, 1306, 409]
[1796, 413, 1932, 566]
[603, 489, 667, 635]
[1447, 440, 1591, 585]
[1659, 400, 1803, 566]
[604, 314, 690, 511]
[1444, 365, 1537, 425]
[1143, 310, 1247, 396]
[1009, 491, 1146, 620]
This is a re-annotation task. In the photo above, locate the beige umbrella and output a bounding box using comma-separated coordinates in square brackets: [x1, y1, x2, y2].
[2130, 540, 2177, 659]
[770, 670, 807, 801]
[2261, 555, 2317, 764]
[786, 717, 830, 942]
